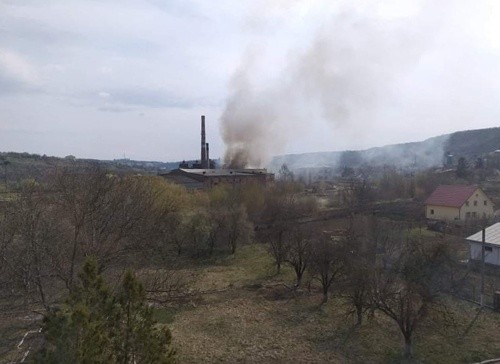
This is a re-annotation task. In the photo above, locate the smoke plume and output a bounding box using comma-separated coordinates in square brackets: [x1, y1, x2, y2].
[220, 52, 303, 168]
[220, 1, 447, 168]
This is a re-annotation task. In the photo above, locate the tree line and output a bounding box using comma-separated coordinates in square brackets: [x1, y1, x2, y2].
[262, 185, 463, 359]
[0, 167, 277, 361]
[0, 167, 468, 361]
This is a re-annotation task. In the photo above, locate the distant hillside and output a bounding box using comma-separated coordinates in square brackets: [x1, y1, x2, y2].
[2, 127, 499, 182]
[444, 127, 500, 156]
[0, 152, 178, 184]
[269, 127, 500, 171]
[0, 151, 223, 184]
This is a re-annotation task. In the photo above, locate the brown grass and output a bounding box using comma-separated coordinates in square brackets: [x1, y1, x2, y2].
[155, 243, 500, 363]
[2, 242, 499, 363]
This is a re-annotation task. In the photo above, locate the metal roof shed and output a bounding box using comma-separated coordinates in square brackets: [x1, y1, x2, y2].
[466, 223, 500, 266]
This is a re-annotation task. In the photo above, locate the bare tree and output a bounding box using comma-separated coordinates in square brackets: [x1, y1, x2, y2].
[207, 209, 225, 255]
[347, 178, 374, 209]
[225, 204, 253, 255]
[50, 169, 171, 287]
[182, 210, 210, 256]
[372, 236, 452, 359]
[51, 167, 116, 288]
[341, 217, 377, 325]
[0, 180, 64, 308]
[309, 234, 345, 304]
[263, 181, 316, 273]
[132, 179, 191, 260]
[285, 225, 312, 287]
[265, 223, 290, 274]
[206, 185, 254, 255]
[171, 215, 189, 256]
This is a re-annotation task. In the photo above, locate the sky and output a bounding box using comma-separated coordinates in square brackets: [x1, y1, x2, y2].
[1, 0, 500, 163]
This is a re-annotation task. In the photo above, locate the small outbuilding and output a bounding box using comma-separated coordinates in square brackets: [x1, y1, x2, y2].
[466, 222, 500, 267]
[425, 185, 494, 221]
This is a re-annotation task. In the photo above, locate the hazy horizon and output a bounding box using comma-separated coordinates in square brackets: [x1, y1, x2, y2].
[2, 124, 496, 164]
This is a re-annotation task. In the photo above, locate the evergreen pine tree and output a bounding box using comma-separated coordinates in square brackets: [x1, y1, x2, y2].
[35, 258, 175, 363]
[113, 270, 175, 364]
[36, 258, 115, 363]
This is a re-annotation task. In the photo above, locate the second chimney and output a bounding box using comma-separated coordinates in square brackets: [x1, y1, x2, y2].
[201, 115, 206, 168]
[206, 143, 210, 169]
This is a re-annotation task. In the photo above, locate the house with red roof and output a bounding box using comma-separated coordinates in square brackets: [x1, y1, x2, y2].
[425, 185, 494, 221]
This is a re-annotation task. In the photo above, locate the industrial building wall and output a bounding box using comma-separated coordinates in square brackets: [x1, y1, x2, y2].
[206, 174, 269, 188]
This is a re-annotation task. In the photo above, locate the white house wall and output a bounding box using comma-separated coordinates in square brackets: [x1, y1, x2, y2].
[426, 205, 460, 220]
[469, 242, 500, 266]
[460, 188, 495, 220]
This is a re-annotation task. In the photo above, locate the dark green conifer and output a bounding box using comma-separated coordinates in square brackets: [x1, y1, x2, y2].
[36, 258, 175, 363]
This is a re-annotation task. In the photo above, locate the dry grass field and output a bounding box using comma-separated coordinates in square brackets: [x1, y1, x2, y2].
[155, 244, 500, 363]
[1, 242, 499, 363]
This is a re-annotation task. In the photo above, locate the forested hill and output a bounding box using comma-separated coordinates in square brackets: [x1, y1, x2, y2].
[444, 127, 500, 157]
[269, 127, 500, 171]
[0, 152, 179, 184]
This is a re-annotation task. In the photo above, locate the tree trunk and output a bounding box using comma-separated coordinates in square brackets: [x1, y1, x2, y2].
[356, 306, 363, 326]
[295, 272, 302, 288]
[322, 289, 328, 304]
[404, 335, 413, 358]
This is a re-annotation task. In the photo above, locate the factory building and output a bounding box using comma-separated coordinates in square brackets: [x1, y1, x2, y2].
[161, 116, 274, 189]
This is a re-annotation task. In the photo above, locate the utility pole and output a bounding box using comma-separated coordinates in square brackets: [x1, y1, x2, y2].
[480, 227, 486, 307]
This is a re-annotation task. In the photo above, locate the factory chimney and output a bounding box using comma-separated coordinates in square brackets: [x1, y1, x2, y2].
[206, 143, 210, 168]
[201, 115, 206, 168]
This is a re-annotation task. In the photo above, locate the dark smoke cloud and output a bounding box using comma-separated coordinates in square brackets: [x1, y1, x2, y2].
[220, 55, 300, 168]
[220, 1, 446, 168]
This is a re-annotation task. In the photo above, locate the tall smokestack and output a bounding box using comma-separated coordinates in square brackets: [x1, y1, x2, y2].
[201, 115, 206, 167]
[206, 143, 210, 169]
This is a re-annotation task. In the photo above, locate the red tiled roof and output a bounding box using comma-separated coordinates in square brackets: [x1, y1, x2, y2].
[425, 185, 478, 208]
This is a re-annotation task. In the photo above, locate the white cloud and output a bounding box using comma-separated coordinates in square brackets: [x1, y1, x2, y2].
[0, 48, 39, 85]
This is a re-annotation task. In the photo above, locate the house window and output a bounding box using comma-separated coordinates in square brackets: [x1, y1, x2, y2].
[474, 200, 477, 206]
[484, 200, 487, 206]
[472, 212, 477, 218]
[466, 212, 471, 218]
[485, 246, 493, 252]
[465, 201, 469, 207]
[430, 209, 434, 215]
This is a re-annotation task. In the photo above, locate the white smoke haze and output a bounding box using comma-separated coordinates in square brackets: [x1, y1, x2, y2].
[220, 0, 500, 168]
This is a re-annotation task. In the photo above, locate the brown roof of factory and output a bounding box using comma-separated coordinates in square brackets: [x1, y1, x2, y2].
[425, 185, 478, 208]
[177, 168, 269, 176]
